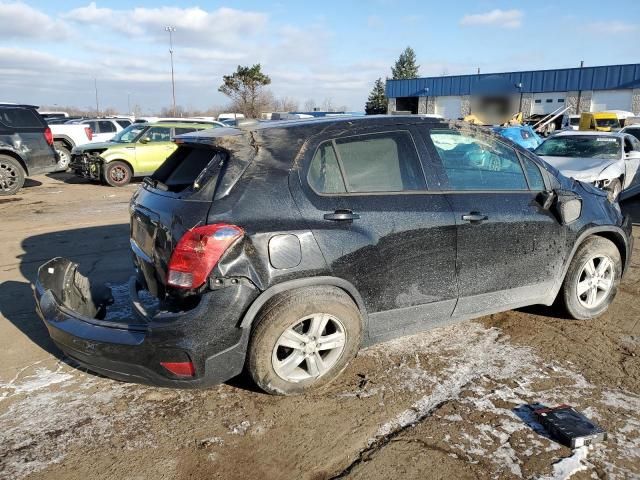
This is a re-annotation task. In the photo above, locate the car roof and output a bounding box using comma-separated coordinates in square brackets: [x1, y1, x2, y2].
[0, 102, 39, 109]
[552, 130, 625, 138]
[182, 115, 445, 141]
[149, 122, 214, 128]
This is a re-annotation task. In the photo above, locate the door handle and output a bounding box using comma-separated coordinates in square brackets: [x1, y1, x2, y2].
[461, 212, 488, 224]
[324, 209, 360, 221]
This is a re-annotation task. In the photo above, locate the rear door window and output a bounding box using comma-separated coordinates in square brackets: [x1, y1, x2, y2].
[144, 127, 171, 142]
[98, 120, 117, 133]
[308, 131, 426, 194]
[0, 108, 43, 128]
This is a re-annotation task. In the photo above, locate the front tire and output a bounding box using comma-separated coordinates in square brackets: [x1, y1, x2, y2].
[247, 286, 363, 395]
[561, 236, 621, 320]
[103, 160, 132, 187]
[53, 141, 71, 172]
[0, 155, 26, 195]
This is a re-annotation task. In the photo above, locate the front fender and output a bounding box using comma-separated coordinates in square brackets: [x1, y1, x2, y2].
[101, 147, 136, 165]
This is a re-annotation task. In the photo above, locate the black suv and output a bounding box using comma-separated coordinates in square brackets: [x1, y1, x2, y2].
[0, 104, 58, 195]
[35, 116, 633, 395]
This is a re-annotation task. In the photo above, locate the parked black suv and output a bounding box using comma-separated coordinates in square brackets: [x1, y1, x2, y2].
[0, 104, 58, 195]
[35, 116, 633, 395]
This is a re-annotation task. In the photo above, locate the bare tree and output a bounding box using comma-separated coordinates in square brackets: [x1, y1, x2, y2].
[304, 99, 316, 111]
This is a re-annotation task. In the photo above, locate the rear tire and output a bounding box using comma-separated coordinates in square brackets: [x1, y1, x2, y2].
[0, 155, 26, 195]
[247, 286, 363, 395]
[561, 236, 621, 320]
[103, 160, 132, 187]
[53, 141, 71, 172]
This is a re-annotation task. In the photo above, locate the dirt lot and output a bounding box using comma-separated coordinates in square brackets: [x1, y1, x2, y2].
[1, 173, 639, 480]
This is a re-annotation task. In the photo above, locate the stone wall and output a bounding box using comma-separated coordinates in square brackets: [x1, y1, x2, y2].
[577, 90, 592, 114]
[565, 91, 579, 115]
[418, 96, 427, 114]
[426, 97, 436, 114]
[387, 97, 396, 114]
[520, 93, 533, 117]
[632, 89, 640, 114]
[460, 96, 471, 117]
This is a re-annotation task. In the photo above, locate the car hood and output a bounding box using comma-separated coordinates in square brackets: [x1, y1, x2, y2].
[73, 141, 125, 153]
[537, 155, 620, 182]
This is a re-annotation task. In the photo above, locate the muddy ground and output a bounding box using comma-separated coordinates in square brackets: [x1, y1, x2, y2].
[1, 173, 639, 480]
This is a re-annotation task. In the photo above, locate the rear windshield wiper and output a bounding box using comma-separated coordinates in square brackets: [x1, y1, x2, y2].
[143, 176, 168, 191]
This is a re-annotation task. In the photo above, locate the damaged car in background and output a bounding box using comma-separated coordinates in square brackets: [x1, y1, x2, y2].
[69, 121, 214, 186]
[35, 116, 633, 395]
[534, 131, 640, 201]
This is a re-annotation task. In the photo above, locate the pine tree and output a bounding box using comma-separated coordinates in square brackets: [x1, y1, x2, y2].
[364, 78, 387, 115]
[391, 47, 420, 80]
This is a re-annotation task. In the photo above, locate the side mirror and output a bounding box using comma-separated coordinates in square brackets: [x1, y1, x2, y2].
[139, 137, 150, 144]
[537, 190, 556, 210]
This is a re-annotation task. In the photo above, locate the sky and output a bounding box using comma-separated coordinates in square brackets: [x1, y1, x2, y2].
[1, 0, 639, 114]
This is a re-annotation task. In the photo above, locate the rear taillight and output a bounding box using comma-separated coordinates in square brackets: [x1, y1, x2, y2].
[160, 361, 195, 377]
[44, 127, 53, 146]
[167, 223, 243, 289]
[84, 127, 93, 141]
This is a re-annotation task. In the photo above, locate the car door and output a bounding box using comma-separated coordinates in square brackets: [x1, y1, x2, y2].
[289, 126, 458, 342]
[422, 126, 566, 318]
[622, 135, 640, 190]
[134, 126, 175, 175]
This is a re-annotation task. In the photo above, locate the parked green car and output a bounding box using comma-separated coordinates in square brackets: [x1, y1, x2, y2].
[69, 122, 215, 186]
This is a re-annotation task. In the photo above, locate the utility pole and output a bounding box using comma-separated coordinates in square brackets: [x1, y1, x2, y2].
[165, 26, 177, 116]
[94, 78, 99, 116]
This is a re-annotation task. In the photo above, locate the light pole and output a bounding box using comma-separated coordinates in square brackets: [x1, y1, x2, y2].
[165, 26, 177, 116]
[94, 78, 100, 116]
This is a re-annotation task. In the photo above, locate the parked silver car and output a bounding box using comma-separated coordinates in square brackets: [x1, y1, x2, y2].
[534, 131, 640, 200]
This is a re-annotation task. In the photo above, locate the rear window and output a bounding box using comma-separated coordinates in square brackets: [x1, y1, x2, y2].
[0, 108, 43, 128]
[153, 145, 225, 192]
[116, 119, 132, 128]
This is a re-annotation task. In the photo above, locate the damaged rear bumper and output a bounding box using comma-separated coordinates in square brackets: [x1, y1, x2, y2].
[34, 257, 258, 388]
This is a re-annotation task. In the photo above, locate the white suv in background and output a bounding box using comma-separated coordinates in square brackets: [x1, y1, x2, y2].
[78, 119, 128, 143]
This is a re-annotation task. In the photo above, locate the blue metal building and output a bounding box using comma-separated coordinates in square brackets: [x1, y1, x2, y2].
[386, 64, 640, 119]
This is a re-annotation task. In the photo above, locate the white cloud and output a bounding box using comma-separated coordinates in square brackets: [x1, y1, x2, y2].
[587, 21, 637, 34]
[64, 3, 268, 44]
[460, 9, 523, 29]
[0, 1, 68, 39]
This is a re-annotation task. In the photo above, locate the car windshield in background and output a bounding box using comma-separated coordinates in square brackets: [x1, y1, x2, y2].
[112, 124, 146, 143]
[534, 136, 621, 160]
[569, 117, 580, 126]
[596, 118, 620, 129]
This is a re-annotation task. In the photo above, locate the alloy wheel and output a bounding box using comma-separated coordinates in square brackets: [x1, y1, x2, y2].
[272, 313, 347, 382]
[109, 165, 128, 184]
[56, 148, 70, 170]
[0, 160, 18, 192]
[576, 255, 614, 309]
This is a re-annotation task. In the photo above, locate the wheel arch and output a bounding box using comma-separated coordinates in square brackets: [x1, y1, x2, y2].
[53, 135, 75, 151]
[0, 149, 28, 175]
[548, 225, 631, 304]
[239, 276, 369, 330]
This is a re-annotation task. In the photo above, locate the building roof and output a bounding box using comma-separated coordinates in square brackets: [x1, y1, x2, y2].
[386, 64, 640, 98]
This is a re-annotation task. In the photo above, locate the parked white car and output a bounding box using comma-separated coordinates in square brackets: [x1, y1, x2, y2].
[77, 118, 124, 143]
[49, 123, 94, 171]
[534, 131, 640, 200]
[620, 125, 640, 142]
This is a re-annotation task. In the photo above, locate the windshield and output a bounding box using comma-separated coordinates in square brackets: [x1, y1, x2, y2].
[595, 118, 620, 129]
[569, 117, 580, 126]
[112, 124, 146, 143]
[534, 136, 621, 160]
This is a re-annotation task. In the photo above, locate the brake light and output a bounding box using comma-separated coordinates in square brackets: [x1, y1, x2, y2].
[167, 223, 243, 289]
[44, 127, 53, 146]
[160, 361, 195, 377]
[84, 127, 93, 141]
